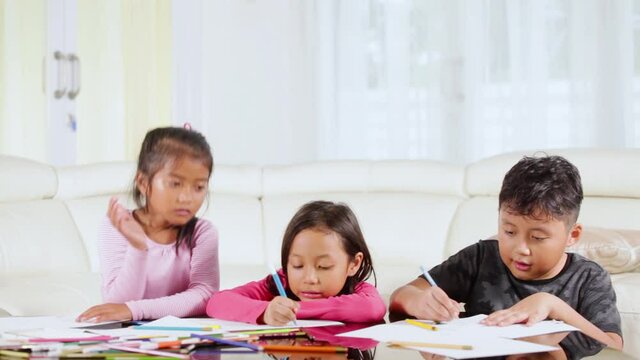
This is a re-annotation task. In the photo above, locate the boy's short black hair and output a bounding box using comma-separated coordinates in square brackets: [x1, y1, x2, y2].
[499, 154, 583, 226]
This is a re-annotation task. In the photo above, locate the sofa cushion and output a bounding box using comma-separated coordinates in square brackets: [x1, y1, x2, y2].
[568, 228, 640, 274]
[55, 162, 135, 200]
[465, 149, 640, 198]
[263, 161, 465, 196]
[0, 156, 57, 202]
[0, 200, 90, 274]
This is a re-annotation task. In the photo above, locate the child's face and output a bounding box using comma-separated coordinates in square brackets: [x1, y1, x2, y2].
[138, 157, 209, 226]
[497, 208, 581, 281]
[286, 228, 363, 301]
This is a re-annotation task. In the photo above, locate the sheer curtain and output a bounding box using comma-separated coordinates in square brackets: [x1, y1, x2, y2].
[314, 0, 640, 164]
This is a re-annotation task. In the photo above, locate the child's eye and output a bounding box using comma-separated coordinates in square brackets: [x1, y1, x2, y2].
[318, 265, 333, 270]
[291, 265, 303, 269]
[532, 236, 547, 241]
[504, 230, 515, 236]
[170, 181, 181, 187]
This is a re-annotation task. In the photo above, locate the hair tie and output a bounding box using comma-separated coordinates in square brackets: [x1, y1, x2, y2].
[183, 122, 192, 130]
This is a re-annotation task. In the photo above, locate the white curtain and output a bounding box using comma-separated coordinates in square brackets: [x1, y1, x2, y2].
[314, 0, 640, 164]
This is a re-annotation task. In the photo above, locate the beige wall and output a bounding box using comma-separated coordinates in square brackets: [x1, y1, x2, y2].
[0, 0, 172, 164]
[77, 0, 172, 163]
[0, 0, 47, 162]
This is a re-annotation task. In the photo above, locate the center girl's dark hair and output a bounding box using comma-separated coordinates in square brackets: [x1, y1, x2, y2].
[270, 200, 376, 298]
[132, 126, 213, 252]
[499, 154, 583, 227]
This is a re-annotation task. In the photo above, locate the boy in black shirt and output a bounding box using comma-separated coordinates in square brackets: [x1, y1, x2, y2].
[390, 155, 623, 354]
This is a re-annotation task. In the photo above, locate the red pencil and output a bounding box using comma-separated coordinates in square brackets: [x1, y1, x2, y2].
[261, 344, 347, 353]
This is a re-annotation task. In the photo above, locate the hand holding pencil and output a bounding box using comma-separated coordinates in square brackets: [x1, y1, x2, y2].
[262, 266, 300, 326]
[414, 266, 461, 322]
[262, 296, 300, 326]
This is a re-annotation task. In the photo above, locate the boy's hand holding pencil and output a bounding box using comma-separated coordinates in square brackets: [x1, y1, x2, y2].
[413, 266, 461, 322]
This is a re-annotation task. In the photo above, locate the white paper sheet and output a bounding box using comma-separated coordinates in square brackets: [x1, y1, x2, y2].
[3, 328, 106, 340]
[415, 315, 578, 339]
[89, 315, 343, 338]
[398, 337, 558, 359]
[149, 315, 343, 331]
[0, 316, 118, 333]
[338, 316, 576, 359]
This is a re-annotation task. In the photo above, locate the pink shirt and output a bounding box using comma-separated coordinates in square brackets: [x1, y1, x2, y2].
[99, 217, 219, 320]
[206, 270, 386, 323]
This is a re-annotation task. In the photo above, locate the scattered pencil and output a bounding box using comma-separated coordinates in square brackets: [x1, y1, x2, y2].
[388, 341, 473, 350]
[405, 318, 438, 331]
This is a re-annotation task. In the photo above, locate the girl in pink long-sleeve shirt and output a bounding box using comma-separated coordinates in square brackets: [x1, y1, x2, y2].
[206, 201, 386, 325]
[77, 126, 219, 322]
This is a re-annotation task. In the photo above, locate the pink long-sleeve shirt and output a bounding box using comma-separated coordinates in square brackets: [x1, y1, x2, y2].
[206, 270, 386, 324]
[99, 217, 219, 320]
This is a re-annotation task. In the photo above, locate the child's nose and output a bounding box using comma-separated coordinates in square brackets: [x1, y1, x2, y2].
[178, 189, 194, 202]
[303, 268, 319, 284]
[515, 238, 531, 255]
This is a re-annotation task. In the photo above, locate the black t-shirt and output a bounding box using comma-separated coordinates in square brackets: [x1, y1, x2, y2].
[426, 240, 622, 357]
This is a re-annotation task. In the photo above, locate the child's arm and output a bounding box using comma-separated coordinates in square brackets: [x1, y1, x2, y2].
[389, 277, 461, 322]
[99, 217, 149, 302]
[295, 282, 387, 323]
[206, 275, 279, 324]
[482, 292, 623, 350]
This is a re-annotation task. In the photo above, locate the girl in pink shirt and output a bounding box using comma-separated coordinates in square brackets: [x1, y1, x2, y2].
[77, 126, 219, 322]
[206, 201, 385, 325]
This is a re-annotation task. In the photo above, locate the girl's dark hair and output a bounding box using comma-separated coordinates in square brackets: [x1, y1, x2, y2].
[270, 200, 376, 298]
[499, 154, 583, 226]
[133, 126, 213, 252]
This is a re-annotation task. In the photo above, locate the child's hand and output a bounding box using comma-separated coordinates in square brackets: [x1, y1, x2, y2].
[410, 286, 461, 322]
[262, 296, 300, 326]
[76, 303, 132, 323]
[482, 292, 559, 326]
[107, 197, 147, 250]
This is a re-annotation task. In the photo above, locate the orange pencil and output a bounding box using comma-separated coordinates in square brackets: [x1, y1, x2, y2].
[262, 344, 348, 353]
[139, 340, 182, 350]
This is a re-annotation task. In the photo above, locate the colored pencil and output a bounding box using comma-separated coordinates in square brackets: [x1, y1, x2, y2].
[261, 344, 348, 353]
[405, 318, 438, 331]
[190, 334, 261, 351]
[105, 344, 189, 359]
[420, 265, 438, 287]
[269, 265, 298, 326]
[388, 341, 473, 350]
[234, 328, 299, 335]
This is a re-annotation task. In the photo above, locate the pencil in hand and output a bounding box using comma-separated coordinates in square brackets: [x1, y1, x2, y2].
[269, 265, 298, 326]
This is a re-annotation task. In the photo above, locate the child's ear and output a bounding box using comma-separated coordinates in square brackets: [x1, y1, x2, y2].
[135, 172, 149, 196]
[347, 252, 364, 276]
[566, 223, 583, 247]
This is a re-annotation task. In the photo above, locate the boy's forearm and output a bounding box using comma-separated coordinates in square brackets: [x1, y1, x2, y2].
[389, 285, 420, 316]
[549, 297, 623, 350]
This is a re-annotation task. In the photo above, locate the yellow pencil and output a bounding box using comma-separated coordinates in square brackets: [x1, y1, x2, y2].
[388, 341, 473, 350]
[405, 318, 438, 331]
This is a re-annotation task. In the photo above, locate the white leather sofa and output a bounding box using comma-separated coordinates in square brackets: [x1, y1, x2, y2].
[0, 149, 638, 357]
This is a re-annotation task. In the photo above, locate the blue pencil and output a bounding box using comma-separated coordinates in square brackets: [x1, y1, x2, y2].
[191, 334, 261, 351]
[421, 265, 464, 315]
[269, 265, 298, 326]
[420, 265, 438, 287]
